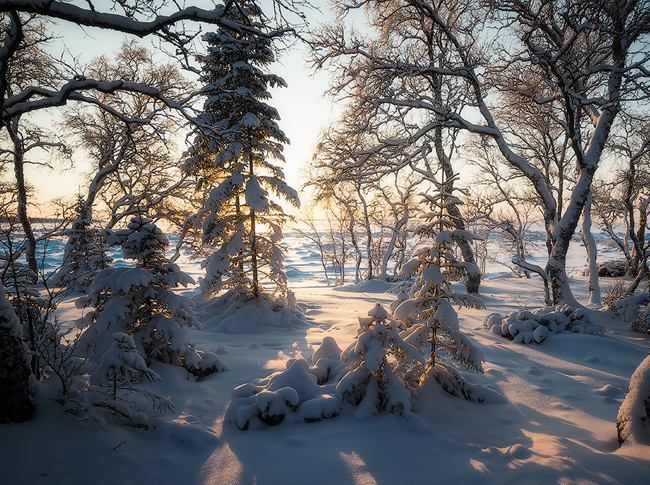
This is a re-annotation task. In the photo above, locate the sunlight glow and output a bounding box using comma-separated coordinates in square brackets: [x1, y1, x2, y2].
[339, 451, 378, 485]
[196, 444, 243, 485]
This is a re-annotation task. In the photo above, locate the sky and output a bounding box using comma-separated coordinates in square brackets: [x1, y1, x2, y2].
[22, 0, 337, 213]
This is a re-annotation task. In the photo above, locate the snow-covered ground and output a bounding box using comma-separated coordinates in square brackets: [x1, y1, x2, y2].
[1, 229, 649, 484]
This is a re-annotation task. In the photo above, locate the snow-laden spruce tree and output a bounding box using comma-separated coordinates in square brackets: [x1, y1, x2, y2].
[51, 195, 112, 293]
[184, 0, 299, 305]
[77, 216, 226, 378]
[393, 172, 486, 400]
[337, 303, 424, 418]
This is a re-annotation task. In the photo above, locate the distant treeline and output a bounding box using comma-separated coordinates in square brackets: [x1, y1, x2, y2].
[0, 217, 64, 224]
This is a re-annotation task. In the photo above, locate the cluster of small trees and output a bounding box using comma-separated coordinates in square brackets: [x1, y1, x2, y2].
[299, 173, 419, 285]
[0, 1, 302, 424]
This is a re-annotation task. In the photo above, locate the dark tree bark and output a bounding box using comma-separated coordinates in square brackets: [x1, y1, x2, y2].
[0, 285, 34, 423]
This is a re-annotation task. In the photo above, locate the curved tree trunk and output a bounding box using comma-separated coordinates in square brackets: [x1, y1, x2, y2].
[582, 193, 601, 305]
[9, 121, 38, 274]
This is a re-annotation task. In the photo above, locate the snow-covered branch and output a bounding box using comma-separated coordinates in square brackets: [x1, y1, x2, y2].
[0, 1, 292, 39]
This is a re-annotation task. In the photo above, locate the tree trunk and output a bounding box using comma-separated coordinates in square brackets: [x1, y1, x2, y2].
[248, 156, 259, 299]
[9, 122, 38, 274]
[546, 231, 578, 306]
[357, 186, 373, 279]
[582, 193, 601, 305]
[0, 284, 34, 423]
[380, 227, 398, 281]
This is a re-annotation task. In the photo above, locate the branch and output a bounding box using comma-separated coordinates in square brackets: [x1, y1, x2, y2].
[3, 78, 196, 125]
[0, 1, 293, 39]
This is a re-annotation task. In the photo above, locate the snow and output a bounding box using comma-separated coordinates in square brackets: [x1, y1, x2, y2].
[2, 230, 650, 484]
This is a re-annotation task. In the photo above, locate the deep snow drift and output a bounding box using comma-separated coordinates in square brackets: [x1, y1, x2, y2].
[1, 229, 649, 485]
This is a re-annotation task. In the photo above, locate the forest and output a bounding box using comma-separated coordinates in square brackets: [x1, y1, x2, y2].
[1, 1, 650, 484]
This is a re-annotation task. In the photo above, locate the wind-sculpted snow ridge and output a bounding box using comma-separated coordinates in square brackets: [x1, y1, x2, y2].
[482, 305, 605, 344]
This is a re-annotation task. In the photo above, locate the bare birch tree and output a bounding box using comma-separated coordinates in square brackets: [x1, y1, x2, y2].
[310, 0, 650, 304]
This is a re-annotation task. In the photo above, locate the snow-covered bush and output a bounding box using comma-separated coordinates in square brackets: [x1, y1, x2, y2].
[225, 336, 348, 429]
[77, 216, 226, 377]
[226, 358, 342, 429]
[392, 172, 486, 400]
[632, 304, 650, 335]
[483, 305, 605, 343]
[0, 248, 72, 386]
[336, 303, 424, 418]
[65, 332, 173, 429]
[604, 280, 633, 309]
[583, 260, 627, 278]
[51, 196, 112, 292]
[184, 1, 299, 305]
[617, 351, 650, 446]
[310, 336, 346, 385]
[610, 293, 650, 334]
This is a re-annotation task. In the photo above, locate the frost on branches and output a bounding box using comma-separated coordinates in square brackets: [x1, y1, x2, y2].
[184, 1, 299, 307]
[393, 173, 486, 400]
[77, 216, 226, 378]
[51, 196, 112, 293]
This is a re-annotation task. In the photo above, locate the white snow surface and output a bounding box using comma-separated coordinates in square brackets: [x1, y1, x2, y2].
[2, 229, 650, 484]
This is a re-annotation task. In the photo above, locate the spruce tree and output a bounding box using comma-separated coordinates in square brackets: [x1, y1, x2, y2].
[337, 303, 424, 418]
[184, 1, 299, 304]
[394, 172, 486, 400]
[52, 195, 112, 292]
[77, 216, 226, 377]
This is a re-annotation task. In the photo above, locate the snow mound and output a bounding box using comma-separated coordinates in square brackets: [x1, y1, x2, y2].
[225, 359, 341, 430]
[198, 289, 306, 333]
[617, 351, 650, 446]
[483, 305, 605, 343]
[334, 279, 394, 293]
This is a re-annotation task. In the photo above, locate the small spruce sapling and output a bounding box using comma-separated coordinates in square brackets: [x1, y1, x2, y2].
[66, 332, 173, 428]
[337, 303, 424, 418]
[77, 216, 226, 377]
[51, 195, 112, 292]
[394, 172, 486, 400]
